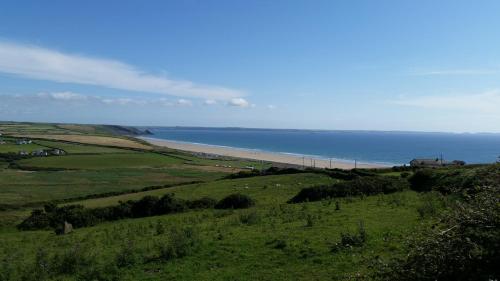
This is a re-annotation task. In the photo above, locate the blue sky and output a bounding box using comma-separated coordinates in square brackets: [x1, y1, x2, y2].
[1, 0, 500, 132]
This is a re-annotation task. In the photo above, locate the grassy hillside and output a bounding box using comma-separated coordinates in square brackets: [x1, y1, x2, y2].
[68, 173, 335, 208]
[0, 122, 498, 280]
[1, 185, 430, 280]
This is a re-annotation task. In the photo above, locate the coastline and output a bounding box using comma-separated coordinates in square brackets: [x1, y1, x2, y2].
[140, 136, 388, 170]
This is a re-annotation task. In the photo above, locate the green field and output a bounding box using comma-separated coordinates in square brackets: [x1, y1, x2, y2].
[17, 153, 185, 169]
[0, 137, 49, 153]
[0, 123, 262, 211]
[33, 140, 132, 154]
[68, 173, 335, 208]
[0, 168, 217, 207]
[1, 186, 429, 280]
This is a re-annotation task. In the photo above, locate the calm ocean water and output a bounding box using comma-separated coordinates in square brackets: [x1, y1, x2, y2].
[148, 127, 500, 165]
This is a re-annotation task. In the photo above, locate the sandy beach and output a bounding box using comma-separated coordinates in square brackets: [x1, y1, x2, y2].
[141, 137, 386, 170]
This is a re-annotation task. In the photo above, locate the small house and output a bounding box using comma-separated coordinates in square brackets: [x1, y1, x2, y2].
[16, 139, 32, 145]
[18, 150, 29, 156]
[31, 150, 49, 157]
[410, 158, 442, 168]
[410, 158, 465, 168]
[50, 149, 66, 156]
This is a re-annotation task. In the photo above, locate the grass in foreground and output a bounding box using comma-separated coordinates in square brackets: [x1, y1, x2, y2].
[0, 189, 431, 281]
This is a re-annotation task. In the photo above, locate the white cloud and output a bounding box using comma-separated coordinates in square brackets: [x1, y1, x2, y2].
[267, 105, 276, 109]
[228, 98, 249, 107]
[101, 98, 144, 105]
[37, 91, 87, 101]
[204, 99, 217, 105]
[410, 69, 497, 76]
[177, 99, 192, 106]
[158, 98, 174, 107]
[0, 41, 245, 100]
[389, 90, 500, 113]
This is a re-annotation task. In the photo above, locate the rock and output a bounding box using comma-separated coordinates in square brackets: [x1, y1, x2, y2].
[63, 221, 73, 234]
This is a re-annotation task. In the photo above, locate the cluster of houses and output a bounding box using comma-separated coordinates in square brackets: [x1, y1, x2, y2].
[16, 139, 33, 145]
[0, 137, 67, 157]
[410, 158, 466, 168]
[18, 148, 66, 157]
[0, 137, 35, 145]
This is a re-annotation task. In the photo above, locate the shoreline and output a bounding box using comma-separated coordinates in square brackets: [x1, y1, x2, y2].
[140, 137, 389, 170]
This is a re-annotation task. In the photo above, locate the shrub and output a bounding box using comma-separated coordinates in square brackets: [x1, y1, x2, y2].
[331, 221, 367, 252]
[324, 169, 359, 180]
[18, 194, 216, 231]
[408, 169, 437, 192]
[215, 193, 255, 209]
[408, 165, 500, 195]
[188, 197, 217, 209]
[17, 209, 50, 230]
[288, 186, 335, 203]
[43, 203, 57, 213]
[154, 194, 187, 215]
[379, 186, 500, 280]
[288, 176, 406, 203]
[340, 223, 366, 247]
[52, 205, 98, 228]
[224, 167, 304, 179]
[130, 196, 159, 217]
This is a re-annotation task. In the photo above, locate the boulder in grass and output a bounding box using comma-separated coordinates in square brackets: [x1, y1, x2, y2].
[64, 221, 73, 234]
[55, 221, 73, 235]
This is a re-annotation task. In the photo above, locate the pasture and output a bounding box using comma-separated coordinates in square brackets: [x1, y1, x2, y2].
[0, 123, 266, 214]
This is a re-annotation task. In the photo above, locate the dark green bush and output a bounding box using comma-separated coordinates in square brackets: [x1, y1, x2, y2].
[408, 169, 438, 192]
[154, 194, 187, 215]
[288, 176, 406, 203]
[323, 169, 359, 180]
[409, 165, 500, 195]
[130, 196, 159, 217]
[187, 197, 217, 209]
[17, 209, 50, 230]
[379, 186, 500, 280]
[215, 193, 255, 209]
[225, 167, 304, 179]
[331, 221, 367, 252]
[19, 194, 217, 231]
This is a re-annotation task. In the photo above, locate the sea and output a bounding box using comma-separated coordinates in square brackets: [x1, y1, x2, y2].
[147, 127, 500, 166]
